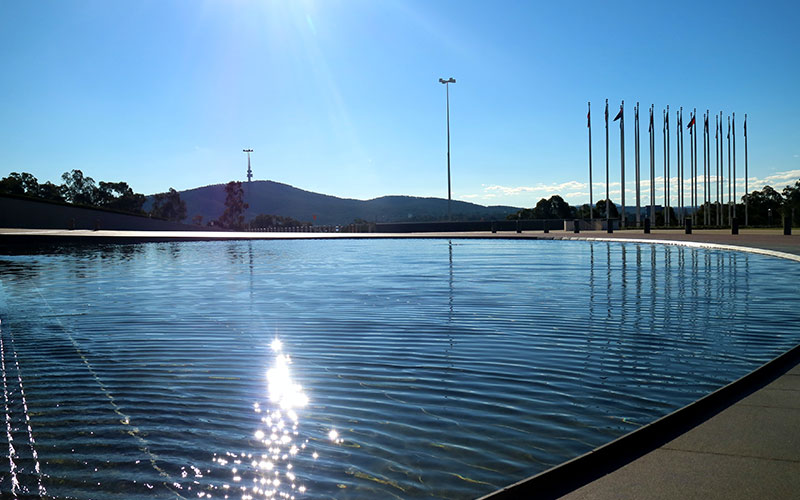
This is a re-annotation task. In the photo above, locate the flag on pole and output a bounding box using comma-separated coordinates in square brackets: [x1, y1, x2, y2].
[687, 116, 696, 129]
[618, 101, 625, 226]
[588, 101, 593, 219]
[605, 99, 610, 224]
[649, 110, 653, 132]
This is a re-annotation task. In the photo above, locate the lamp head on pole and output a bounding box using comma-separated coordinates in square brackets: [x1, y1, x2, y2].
[439, 77, 456, 84]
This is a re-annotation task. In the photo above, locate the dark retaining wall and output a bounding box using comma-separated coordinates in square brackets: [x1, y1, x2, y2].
[375, 220, 560, 233]
[0, 194, 203, 231]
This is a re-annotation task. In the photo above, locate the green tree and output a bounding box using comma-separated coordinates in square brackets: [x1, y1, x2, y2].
[575, 203, 604, 219]
[740, 185, 784, 226]
[531, 195, 575, 219]
[0, 172, 39, 196]
[506, 208, 534, 220]
[38, 181, 65, 202]
[219, 181, 249, 229]
[96, 181, 145, 213]
[61, 169, 97, 205]
[250, 214, 276, 227]
[150, 188, 187, 222]
[250, 213, 309, 228]
[655, 206, 677, 226]
[594, 199, 620, 219]
[783, 179, 800, 222]
[0, 173, 25, 195]
[507, 195, 575, 220]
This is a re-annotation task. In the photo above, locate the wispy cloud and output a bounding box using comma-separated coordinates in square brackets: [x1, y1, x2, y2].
[482, 180, 586, 197]
[460, 169, 800, 206]
[755, 169, 800, 187]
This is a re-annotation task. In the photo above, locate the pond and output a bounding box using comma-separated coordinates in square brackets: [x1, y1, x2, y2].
[0, 239, 798, 499]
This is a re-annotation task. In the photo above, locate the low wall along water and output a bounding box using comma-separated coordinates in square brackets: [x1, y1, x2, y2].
[0, 195, 200, 231]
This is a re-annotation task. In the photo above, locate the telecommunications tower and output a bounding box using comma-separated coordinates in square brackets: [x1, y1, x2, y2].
[243, 149, 253, 182]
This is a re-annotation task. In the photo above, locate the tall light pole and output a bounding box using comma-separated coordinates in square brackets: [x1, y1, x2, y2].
[439, 77, 456, 221]
[243, 149, 254, 183]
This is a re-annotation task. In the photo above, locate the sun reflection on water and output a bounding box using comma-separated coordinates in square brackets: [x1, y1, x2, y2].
[210, 337, 339, 499]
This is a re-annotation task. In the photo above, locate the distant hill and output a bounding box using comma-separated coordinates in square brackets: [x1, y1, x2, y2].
[146, 181, 519, 226]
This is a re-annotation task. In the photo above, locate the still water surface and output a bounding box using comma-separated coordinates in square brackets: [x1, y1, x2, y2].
[0, 239, 798, 499]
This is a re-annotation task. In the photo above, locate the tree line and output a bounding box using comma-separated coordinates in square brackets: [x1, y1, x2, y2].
[508, 178, 800, 227]
[0, 170, 188, 221]
[0, 171, 310, 230]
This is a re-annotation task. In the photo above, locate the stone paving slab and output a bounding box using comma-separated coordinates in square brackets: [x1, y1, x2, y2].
[561, 448, 800, 500]
[760, 373, 800, 391]
[555, 357, 800, 500]
[663, 405, 800, 461]
[739, 387, 800, 409]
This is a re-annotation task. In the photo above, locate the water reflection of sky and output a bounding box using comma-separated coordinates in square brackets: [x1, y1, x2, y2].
[1, 240, 799, 499]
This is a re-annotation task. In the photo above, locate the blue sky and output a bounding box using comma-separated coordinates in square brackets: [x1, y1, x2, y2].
[1, 0, 799, 208]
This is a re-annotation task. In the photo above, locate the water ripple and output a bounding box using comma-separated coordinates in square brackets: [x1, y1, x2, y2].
[0, 239, 798, 498]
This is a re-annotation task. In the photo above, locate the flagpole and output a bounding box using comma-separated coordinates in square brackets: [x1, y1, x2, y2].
[727, 114, 732, 224]
[692, 108, 700, 224]
[707, 111, 712, 226]
[605, 99, 610, 224]
[681, 108, 686, 223]
[702, 111, 707, 225]
[714, 113, 722, 226]
[650, 105, 655, 223]
[682, 108, 686, 222]
[689, 110, 693, 224]
[701, 111, 706, 225]
[663, 108, 667, 226]
[678, 107, 683, 222]
[693, 108, 698, 226]
[733, 112, 737, 224]
[635, 102, 641, 226]
[708, 111, 712, 225]
[689, 111, 697, 224]
[719, 111, 724, 226]
[665, 106, 670, 225]
[744, 113, 748, 226]
[588, 102, 593, 220]
[620, 100, 626, 227]
[704, 111, 709, 226]
[676, 108, 680, 221]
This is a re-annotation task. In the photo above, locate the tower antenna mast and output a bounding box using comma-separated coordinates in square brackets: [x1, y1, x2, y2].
[243, 149, 253, 182]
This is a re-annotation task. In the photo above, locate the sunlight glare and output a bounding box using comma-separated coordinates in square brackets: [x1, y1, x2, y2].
[267, 354, 309, 410]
